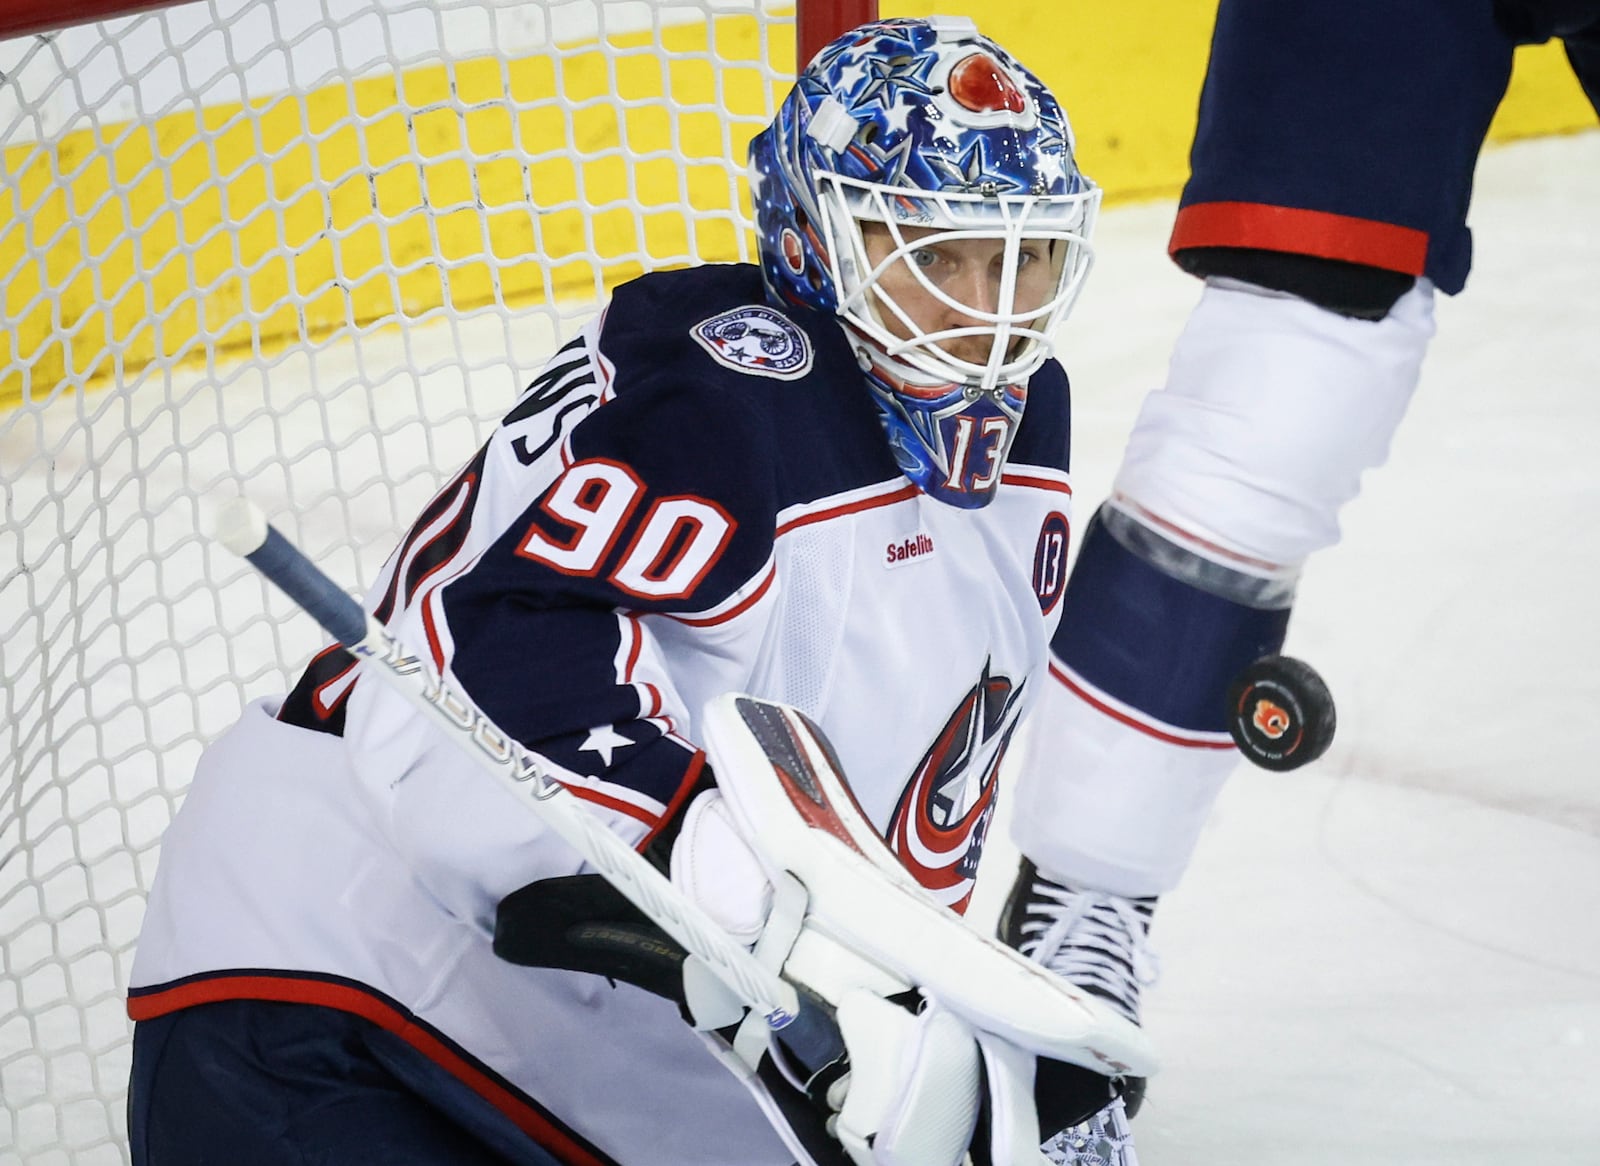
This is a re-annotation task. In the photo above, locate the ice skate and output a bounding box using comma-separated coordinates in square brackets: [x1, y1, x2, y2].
[999, 859, 1157, 1025]
[999, 859, 1157, 1162]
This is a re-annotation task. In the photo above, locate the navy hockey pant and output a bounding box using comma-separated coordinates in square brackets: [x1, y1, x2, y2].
[128, 999, 565, 1166]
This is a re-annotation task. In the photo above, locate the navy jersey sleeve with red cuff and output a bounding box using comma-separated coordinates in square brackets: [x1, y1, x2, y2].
[1172, 0, 1524, 294]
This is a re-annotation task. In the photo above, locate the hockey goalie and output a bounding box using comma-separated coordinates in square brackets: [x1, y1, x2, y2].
[128, 17, 1168, 1166]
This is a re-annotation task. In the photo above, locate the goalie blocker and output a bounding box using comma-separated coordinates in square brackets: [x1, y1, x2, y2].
[499, 694, 1156, 1166]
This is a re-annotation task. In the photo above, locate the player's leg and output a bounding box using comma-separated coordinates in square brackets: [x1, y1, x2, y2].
[129, 999, 564, 1166]
[1006, 0, 1522, 1128]
[1544, 0, 1600, 116]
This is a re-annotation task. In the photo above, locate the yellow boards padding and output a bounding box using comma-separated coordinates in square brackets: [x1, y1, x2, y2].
[1, 11, 793, 406]
[883, 1, 1220, 202]
[3, 3, 1593, 407]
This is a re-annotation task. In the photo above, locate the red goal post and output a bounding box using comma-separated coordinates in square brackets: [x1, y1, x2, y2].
[0, 0, 879, 65]
[0, 1, 180, 40]
[0, 1, 873, 1162]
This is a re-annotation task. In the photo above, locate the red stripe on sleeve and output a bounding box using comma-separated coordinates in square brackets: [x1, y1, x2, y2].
[1169, 201, 1428, 275]
[635, 749, 707, 854]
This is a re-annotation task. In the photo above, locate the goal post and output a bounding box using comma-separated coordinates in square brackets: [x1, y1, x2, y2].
[0, 1, 874, 1162]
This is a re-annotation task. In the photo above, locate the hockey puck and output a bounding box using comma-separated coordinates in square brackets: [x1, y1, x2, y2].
[1225, 655, 1336, 772]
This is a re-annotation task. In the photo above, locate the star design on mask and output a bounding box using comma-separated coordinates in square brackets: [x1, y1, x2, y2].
[832, 56, 869, 97]
[855, 54, 936, 109]
[1034, 149, 1069, 191]
[926, 141, 1022, 194]
[871, 134, 918, 187]
[1034, 123, 1067, 156]
[579, 724, 633, 768]
[880, 94, 917, 136]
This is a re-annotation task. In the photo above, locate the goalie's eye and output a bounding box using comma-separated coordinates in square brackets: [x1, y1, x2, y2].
[1017, 241, 1048, 269]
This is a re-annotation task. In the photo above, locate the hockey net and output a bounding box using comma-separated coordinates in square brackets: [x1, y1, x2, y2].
[0, 0, 872, 1160]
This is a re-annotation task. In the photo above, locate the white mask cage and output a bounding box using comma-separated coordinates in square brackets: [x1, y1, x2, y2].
[817, 172, 1101, 392]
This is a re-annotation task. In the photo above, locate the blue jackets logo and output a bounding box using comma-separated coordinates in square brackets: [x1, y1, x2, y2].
[691, 305, 814, 381]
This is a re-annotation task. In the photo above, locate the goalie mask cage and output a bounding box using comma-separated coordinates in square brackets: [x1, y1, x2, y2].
[0, 0, 875, 1161]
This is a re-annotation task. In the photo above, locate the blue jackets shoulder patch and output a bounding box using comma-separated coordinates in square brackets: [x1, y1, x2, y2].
[691, 304, 814, 380]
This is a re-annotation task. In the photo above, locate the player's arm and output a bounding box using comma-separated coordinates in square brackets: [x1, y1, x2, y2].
[340, 371, 780, 934]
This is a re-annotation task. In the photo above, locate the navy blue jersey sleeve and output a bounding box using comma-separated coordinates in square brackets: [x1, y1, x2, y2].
[437, 358, 781, 790]
[320, 265, 894, 856]
[1171, 0, 1520, 294]
[418, 263, 888, 839]
[434, 311, 804, 826]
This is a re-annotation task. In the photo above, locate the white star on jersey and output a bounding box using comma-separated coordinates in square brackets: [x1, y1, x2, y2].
[580, 724, 633, 767]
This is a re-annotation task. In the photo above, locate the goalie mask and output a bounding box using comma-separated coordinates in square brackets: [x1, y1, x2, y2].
[749, 16, 1099, 508]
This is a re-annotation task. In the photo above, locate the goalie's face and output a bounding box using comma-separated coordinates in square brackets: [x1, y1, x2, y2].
[860, 223, 1063, 369]
[836, 212, 1088, 509]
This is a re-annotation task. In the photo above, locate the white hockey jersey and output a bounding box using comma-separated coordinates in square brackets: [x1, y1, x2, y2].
[130, 263, 1078, 1166]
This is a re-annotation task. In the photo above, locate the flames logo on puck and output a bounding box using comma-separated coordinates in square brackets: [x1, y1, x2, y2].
[1251, 698, 1291, 739]
[1226, 655, 1337, 773]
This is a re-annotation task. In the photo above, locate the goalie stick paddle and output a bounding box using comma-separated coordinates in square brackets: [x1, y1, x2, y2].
[210, 497, 843, 1074]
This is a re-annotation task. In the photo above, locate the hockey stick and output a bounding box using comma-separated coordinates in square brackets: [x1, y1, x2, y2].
[211, 498, 842, 1071]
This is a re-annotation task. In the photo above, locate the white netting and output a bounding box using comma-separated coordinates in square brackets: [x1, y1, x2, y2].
[0, 2, 795, 1160]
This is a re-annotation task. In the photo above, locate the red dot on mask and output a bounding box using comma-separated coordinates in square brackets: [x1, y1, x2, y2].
[948, 54, 1026, 114]
[781, 229, 806, 273]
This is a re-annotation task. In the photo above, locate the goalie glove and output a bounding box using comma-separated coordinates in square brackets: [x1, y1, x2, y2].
[671, 787, 982, 1166]
[497, 694, 1157, 1166]
[696, 694, 1157, 1166]
[491, 769, 779, 1040]
[826, 989, 983, 1166]
[491, 776, 803, 1039]
[699, 694, 1156, 1076]
[493, 784, 978, 1166]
